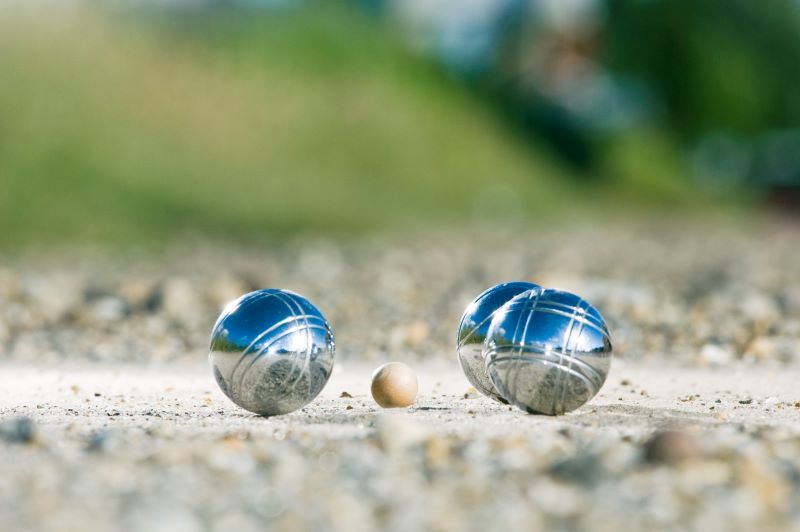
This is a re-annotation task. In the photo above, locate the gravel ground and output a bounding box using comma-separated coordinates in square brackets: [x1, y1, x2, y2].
[1, 220, 800, 531]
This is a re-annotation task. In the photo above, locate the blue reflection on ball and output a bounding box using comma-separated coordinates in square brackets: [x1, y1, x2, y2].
[457, 281, 540, 403]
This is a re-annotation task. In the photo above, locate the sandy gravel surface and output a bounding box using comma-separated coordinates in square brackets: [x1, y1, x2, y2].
[1, 361, 799, 531]
[1, 220, 800, 531]
[2, 220, 800, 367]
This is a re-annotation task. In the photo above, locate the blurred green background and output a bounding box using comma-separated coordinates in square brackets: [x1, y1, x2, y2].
[1, 0, 798, 248]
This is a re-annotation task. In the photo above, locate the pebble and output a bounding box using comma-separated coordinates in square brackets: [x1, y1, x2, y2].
[374, 415, 429, 453]
[700, 344, 734, 365]
[643, 430, 701, 464]
[0, 417, 36, 444]
[86, 296, 128, 323]
[162, 277, 203, 324]
[549, 452, 602, 486]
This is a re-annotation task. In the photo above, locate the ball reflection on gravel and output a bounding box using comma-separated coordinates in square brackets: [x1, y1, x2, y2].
[457, 282, 540, 403]
[484, 287, 612, 415]
[209, 289, 335, 416]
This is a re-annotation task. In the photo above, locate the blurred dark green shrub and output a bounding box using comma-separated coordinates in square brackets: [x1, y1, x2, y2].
[605, 0, 800, 140]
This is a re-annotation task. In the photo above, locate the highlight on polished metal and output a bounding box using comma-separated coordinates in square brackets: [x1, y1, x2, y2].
[209, 289, 335, 416]
[456, 281, 540, 403]
[484, 287, 612, 415]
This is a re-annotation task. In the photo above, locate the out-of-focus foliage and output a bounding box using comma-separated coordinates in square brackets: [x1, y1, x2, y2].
[3, 0, 795, 248]
[0, 6, 579, 247]
[604, 0, 800, 140]
[390, 0, 799, 197]
[603, 0, 800, 193]
[408, 0, 800, 194]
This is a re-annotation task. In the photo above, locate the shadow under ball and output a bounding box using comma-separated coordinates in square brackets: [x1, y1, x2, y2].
[484, 288, 612, 415]
[457, 281, 540, 403]
[209, 289, 335, 416]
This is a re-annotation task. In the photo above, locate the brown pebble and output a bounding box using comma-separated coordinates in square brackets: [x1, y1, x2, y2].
[403, 321, 430, 347]
[340, 391, 353, 398]
[370, 362, 418, 408]
[345, 405, 353, 410]
[643, 430, 701, 464]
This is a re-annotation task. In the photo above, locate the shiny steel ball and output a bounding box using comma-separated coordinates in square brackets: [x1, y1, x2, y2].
[209, 289, 335, 416]
[484, 287, 612, 415]
[457, 281, 540, 403]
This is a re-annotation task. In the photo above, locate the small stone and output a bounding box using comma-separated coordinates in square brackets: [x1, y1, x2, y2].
[0, 321, 8, 344]
[403, 321, 429, 347]
[162, 277, 203, 323]
[370, 362, 418, 408]
[643, 430, 701, 464]
[340, 391, 353, 398]
[208, 274, 249, 309]
[764, 396, 779, 406]
[374, 415, 428, 453]
[86, 430, 110, 452]
[745, 336, 798, 362]
[118, 277, 159, 310]
[424, 435, 455, 468]
[700, 344, 734, 365]
[739, 398, 753, 405]
[87, 296, 128, 322]
[0, 417, 36, 444]
[345, 405, 353, 410]
[550, 452, 602, 485]
[23, 273, 83, 323]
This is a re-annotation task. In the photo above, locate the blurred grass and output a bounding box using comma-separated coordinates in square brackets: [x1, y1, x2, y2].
[0, 5, 712, 248]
